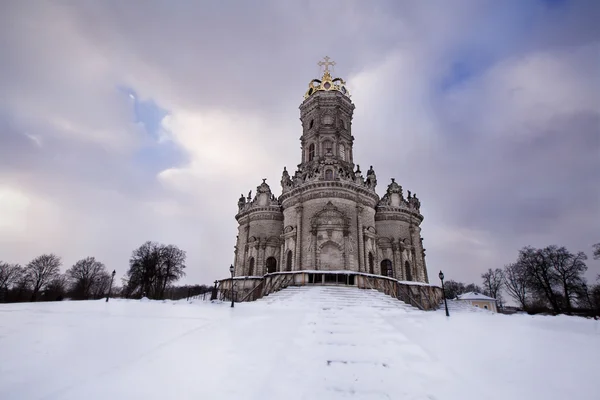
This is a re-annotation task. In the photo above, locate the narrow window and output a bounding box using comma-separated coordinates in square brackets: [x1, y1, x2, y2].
[248, 257, 255, 276]
[309, 119, 314, 129]
[368, 253, 374, 274]
[404, 261, 412, 281]
[266, 257, 277, 274]
[309, 143, 315, 161]
[286, 250, 293, 271]
[339, 144, 345, 161]
[323, 140, 332, 155]
[380, 259, 392, 277]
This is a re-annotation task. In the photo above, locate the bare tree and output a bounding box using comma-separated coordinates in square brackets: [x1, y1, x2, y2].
[546, 247, 587, 312]
[66, 257, 109, 300]
[0, 262, 23, 290]
[464, 283, 483, 294]
[481, 268, 504, 300]
[442, 280, 465, 299]
[125, 241, 187, 299]
[25, 254, 62, 301]
[45, 274, 68, 301]
[91, 272, 112, 299]
[155, 245, 186, 299]
[593, 243, 600, 260]
[504, 262, 528, 309]
[519, 246, 561, 313]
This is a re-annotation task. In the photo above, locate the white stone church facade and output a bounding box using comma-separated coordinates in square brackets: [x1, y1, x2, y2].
[232, 61, 429, 284]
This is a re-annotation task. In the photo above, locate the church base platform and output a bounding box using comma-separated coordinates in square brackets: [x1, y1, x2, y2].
[217, 271, 443, 311]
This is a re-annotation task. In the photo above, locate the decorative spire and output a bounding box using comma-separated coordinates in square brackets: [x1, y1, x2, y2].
[318, 56, 336, 80]
[304, 57, 350, 99]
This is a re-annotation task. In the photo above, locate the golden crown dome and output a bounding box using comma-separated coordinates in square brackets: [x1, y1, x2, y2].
[304, 56, 351, 99]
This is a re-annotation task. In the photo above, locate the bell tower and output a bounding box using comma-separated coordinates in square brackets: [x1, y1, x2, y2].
[299, 57, 355, 168]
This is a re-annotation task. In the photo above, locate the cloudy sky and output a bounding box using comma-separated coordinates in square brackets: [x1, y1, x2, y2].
[1, 0, 598, 287]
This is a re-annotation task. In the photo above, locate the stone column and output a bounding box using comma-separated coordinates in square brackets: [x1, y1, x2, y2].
[296, 205, 303, 270]
[399, 245, 406, 281]
[233, 245, 238, 273]
[363, 232, 369, 273]
[356, 205, 364, 272]
[279, 241, 285, 273]
[243, 224, 250, 276]
[259, 242, 266, 275]
[312, 230, 318, 269]
[391, 240, 398, 279]
[343, 232, 349, 270]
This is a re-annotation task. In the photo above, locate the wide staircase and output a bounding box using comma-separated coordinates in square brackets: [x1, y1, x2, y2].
[255, 285, 417, 312]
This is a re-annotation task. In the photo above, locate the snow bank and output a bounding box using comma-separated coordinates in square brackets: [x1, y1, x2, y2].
[0, 286, 597, 400]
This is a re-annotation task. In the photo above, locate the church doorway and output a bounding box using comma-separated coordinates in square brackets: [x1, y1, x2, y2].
[381, 259, 393, 277]
[266, 257, 277, 274]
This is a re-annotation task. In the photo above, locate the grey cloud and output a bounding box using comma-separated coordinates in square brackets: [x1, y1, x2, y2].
[0, 0, 598, 286]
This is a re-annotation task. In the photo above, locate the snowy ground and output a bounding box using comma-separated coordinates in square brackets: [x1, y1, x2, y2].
[0, 286, 598, 400]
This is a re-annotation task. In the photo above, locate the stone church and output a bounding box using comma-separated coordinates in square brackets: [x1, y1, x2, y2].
[232, 58, 429, 284]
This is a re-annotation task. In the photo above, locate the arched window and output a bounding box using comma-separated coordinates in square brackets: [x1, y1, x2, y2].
[380, 259, 393, 277]
[308, 143, 315, 161]
[286, 250, 293, 271]
[323, 140, 333, 155]
[325, 169, 333, 180]
[404, 261, 412, 281]
[339, 144, 345, 161]
[368, 252, 374, 274]
[248, 257, 255, 276]
[266, 257, 277, 274]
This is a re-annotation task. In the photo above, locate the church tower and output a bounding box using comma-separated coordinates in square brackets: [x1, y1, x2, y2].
[298, 56, 355, 170]
[232, 57, 429, 286]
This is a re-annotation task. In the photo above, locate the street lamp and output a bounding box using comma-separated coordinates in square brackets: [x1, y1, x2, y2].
[229, 264, 235, 308]
[106, 270, 116, 302]
[439, 270, 449, 317]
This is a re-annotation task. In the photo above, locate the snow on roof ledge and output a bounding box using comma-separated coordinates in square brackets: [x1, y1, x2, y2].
[457, 292, 496, 301]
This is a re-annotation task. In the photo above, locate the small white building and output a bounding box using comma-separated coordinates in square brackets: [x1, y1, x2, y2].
[457, 292, 498, 312]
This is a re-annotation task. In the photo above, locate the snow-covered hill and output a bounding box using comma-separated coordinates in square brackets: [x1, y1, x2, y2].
[0, 286, 598, 400]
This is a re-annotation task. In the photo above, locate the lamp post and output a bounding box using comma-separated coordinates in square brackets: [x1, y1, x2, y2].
[229, 264, 235, 308]
[439, 270, 449, 317]
[106, 270, 116, 302]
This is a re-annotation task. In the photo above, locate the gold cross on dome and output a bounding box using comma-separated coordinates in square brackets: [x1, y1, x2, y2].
[318, 56, 336, 73]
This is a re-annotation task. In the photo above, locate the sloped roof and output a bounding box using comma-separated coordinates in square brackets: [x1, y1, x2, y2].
[458, 292, 496, 301]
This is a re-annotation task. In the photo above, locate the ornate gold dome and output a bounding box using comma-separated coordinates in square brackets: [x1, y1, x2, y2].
[304, 56, 351, 99]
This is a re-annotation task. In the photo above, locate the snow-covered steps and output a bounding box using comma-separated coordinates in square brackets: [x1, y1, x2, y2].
[255, 285, 415, 311]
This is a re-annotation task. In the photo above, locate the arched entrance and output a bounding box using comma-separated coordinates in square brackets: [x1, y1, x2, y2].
[381, 259, 393, 277]
[405, 261, 412, 281]
[266, 257, 277, 274]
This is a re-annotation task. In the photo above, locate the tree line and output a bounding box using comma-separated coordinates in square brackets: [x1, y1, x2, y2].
[0, 241, 212, 303]
[444, 243, 600, 316]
